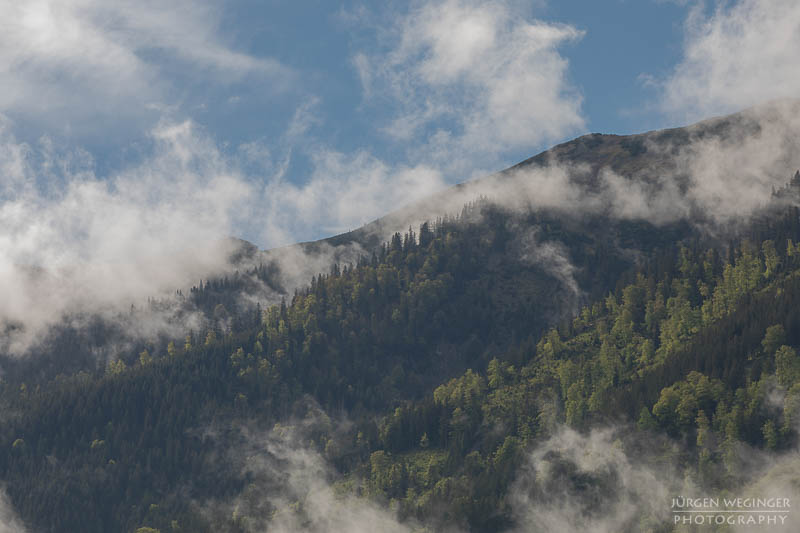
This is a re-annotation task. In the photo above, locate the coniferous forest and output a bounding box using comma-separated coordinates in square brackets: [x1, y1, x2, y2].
[3, 165, 800, 532]
[6, 1, 800, 531]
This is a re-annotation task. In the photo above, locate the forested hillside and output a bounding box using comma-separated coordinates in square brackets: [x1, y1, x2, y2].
[351, 201, 800, 532]
[3, 150, 800, 532]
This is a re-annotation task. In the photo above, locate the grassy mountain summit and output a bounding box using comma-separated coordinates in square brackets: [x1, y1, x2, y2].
[2, 104, 800, 532]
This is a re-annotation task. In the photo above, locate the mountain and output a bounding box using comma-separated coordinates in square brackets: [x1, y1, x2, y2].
[300, 99, 800, 254]
[2, 103, 800, 532]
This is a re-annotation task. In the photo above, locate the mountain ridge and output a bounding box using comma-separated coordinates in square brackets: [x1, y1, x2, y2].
[267, 99, 800, 262]
[3, 102, 800, 532]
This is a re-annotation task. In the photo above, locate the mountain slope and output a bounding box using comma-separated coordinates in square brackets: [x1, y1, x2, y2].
[1, 104, 800, 532]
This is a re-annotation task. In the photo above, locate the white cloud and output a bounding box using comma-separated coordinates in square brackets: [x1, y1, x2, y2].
[0, 119, 255, 352]
[663, 0, 800, 120]
[0, 0, 288, 135]
[0, 113, 449, 353]
[260, 148, 447, 245]
[356, 0, 585, 170]
[671, 102, 800, 222]
[389, 99, 800, 233]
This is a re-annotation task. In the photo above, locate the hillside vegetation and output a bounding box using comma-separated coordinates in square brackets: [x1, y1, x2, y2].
[3, 168, 800, 531]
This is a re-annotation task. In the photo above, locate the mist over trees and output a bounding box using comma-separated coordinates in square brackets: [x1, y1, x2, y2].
[2, 171, 800, 531]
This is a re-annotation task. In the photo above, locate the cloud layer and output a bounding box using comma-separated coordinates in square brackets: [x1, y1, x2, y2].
[0, 0, 586, 356]
[663, 0, 800, 120]
[0, 116, 450, 353]
[396, 99, 800, 231]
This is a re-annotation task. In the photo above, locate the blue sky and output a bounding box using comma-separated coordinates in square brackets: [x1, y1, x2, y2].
[1, 0, 799, 250]
[0, 1, 688, 158]
[146, 0, 687, 164]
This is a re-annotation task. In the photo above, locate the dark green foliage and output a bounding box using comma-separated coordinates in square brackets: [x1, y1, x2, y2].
[2, 191, 800, 532]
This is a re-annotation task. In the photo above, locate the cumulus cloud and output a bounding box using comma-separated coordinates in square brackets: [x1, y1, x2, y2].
[356, 0, 585, 171]
[0, 0, 288, 135]
[662, 0, 800, 120]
